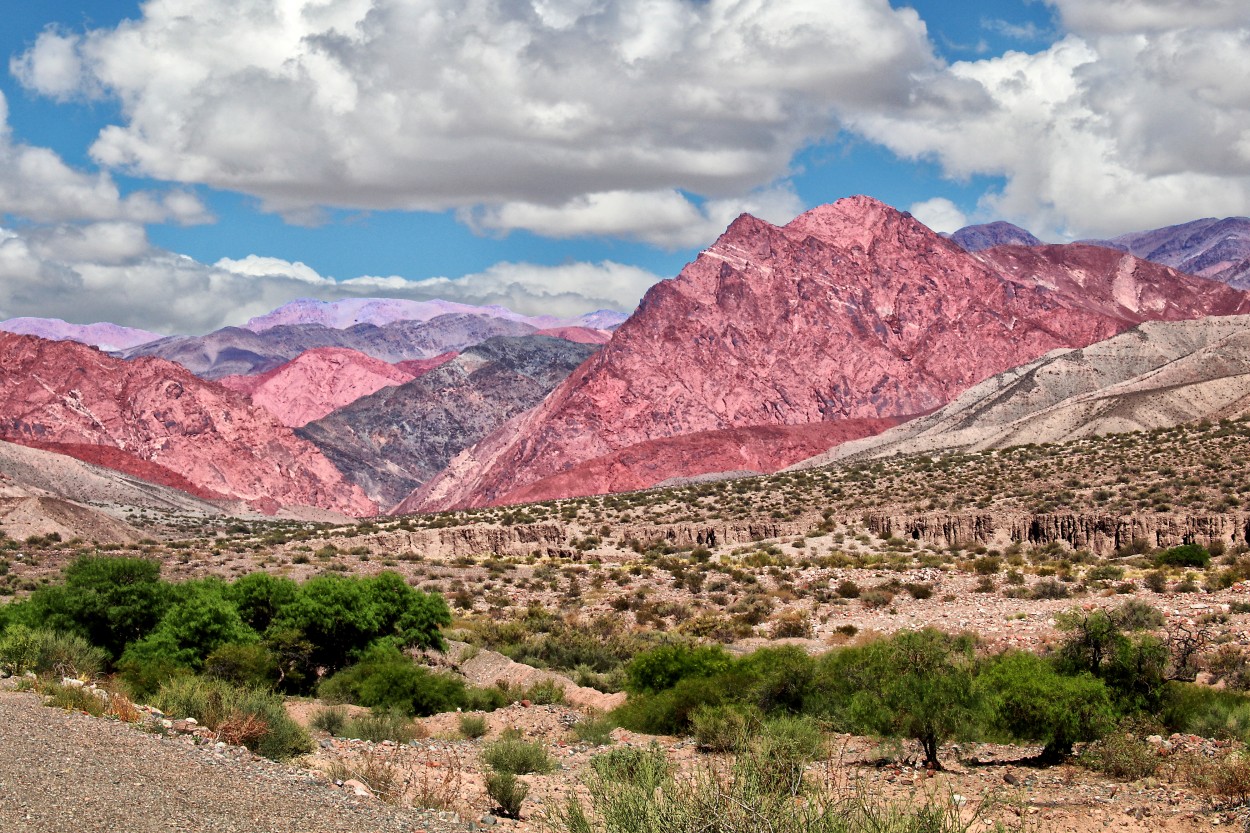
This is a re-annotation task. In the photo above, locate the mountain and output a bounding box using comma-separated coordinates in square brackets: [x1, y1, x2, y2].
[793, 315, 1250, 468]
[1084, 217, 1250, 289]
[0, 333, 375, 515]
[297, 336, 599, 507]
[394, 352, 458, 377]
[533, 326, 613, 345]
[120, 314, 538, 379]
[244, 297, 629, 332]
[948, 221, 1043, 252]
[218, 347, 415, 427]
[405, 196, 1250, 512]
[0, 317, 163, 351]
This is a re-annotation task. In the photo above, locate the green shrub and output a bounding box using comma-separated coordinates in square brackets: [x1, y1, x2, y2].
[625, 644, 731, 695]
[1115, 599, 1164, 631]
[310, 706, 349, 736]
[690, 703, 761, 752]
[318, 645, 465, 716]
[976, 651, 1114, 761]
[0, 623, 41, 675]
[522, 678, 566, 705]
[459, 714, 489, 739]
[481, 733, 556, 775]
[203, 643, 279, 690]
[1161, 682, 1250, 743]
[834, 580, 860, 599]
[484, 771, 528, 819]
[571, 715, 615, 746]
[1157, 544, 1211, 568]
[17, 556, 167, 659]
[589, 745, 670, 791]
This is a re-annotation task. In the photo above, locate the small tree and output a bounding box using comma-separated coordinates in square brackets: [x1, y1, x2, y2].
[844, 629, 978, 769]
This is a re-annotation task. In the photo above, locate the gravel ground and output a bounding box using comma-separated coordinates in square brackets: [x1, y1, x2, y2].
[0, 684, 469, 833]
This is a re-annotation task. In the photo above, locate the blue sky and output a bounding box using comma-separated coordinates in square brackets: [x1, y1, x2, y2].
[0, 1, 1246, 333]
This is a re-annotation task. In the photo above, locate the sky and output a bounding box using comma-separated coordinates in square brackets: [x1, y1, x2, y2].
[0, 0, 1248, 334]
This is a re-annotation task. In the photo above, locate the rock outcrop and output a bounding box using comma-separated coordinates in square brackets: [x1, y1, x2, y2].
[0, 333, 375, 515]
[408, 196, 1250, 511]
[299, 336, 598, 507]
[218, 347, 415, 427]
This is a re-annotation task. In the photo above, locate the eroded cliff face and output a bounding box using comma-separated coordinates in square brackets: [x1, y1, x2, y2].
[411, 196, 1250, 512]
[862, 510, 1250, 556]
[0, 333, 375, 515]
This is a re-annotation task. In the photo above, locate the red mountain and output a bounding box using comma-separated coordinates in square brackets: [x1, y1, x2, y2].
[219, 347, 415, 427]
[394, 352, 459, 378]
[0, 333, 376, 515]
[405, 196, 1250, 512]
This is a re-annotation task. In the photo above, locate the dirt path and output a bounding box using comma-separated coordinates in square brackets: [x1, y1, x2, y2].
[0, 685, 467, 833]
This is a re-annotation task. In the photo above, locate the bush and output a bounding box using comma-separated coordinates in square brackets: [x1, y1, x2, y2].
[1144, 570, 1169, 593]
[0, 624, 41, 675]
[203, 643, 279, 690]
[860, 589, 893, 608]
[1157, 544, 1211, 568]
[17, 556, 167, 659]
[318, 645, 466, 716]
[1031, 578, 1069, 599]
[522, 678, 566, 705]
[1115, 599, 1164, 631]
[459, 714, 489, 739]
[310, 706, 349, 736]
[834, 580, 860, 599]
[571, 715, 615, 747]
[589, 745, 670, 791]
[485, 771, 528, 819]
[481, 732, 556, 775]
[41, 679, 107, 716]
[750, 715, 826, 795]
[691, 703, 761, 752]
[625, 643, 731, 695]
[976, 651, 1114, 761]
[1161, 682, 1250, 743]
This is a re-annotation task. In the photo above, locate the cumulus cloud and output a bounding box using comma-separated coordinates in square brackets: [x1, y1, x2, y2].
[12, 0, 935, 243]
[849, 3, 1250, 238]
[0, 225, 660, 334]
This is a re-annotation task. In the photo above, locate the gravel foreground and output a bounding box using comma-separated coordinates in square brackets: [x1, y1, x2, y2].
[0, 685, 468, 833]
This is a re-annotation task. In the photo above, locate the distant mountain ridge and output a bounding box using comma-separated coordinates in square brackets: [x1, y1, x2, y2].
[0, 317, 163, 351]
[244, 297, 627, 332]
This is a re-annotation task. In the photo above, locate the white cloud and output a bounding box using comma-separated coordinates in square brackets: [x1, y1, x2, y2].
[462, 185, 804, 248]
[851, 7, 1250, 238]
[0, 224, 660, 334]
[0, 90, 210, 226]
[13, 0, 936, 244]
[907, 197, 967, 234]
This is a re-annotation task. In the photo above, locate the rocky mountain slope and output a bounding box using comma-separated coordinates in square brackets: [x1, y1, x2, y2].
[0, 317, 163, 351]
[407, 196, 1250, 511]
[299, 336, 599, 507]
[121, 314, 537, 379]
[0, 333, 375, 515]
[794, 314, 1250, 468]
[218, 348, 415, 427]
[948, 221, 1043, 252]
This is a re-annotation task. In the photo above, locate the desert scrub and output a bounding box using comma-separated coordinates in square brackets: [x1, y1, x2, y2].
[1077, 719, 1160, 781]
[309, 705, 349, 736]
[571, 715, 615, 746]
[152, 676, 311, 760]
[482, 730, 557, 775]
[343, 708, 420, 743]
[459, 713, 489, 739]
[485, 771, 529, 819]
[551, 733, 988, 833]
